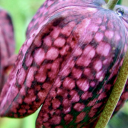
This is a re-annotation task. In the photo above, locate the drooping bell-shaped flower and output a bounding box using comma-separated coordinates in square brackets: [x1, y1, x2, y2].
[0, 0, 128, 128]
[0, 9, 15, 94]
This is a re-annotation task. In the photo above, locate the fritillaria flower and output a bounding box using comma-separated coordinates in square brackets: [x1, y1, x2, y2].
[0, 9, 15, 94]
[0, 0, 128, 128]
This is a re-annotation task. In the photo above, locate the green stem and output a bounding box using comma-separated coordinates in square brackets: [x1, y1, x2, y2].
[117, 0, 122, 4]
[103, 0, 119, 10]
[105, 0, 122, 5]
[95, 49, 128, 128]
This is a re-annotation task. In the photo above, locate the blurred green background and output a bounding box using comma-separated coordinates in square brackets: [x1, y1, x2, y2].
[0, 0, 128, 128]
[0, 0, 44, 53]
